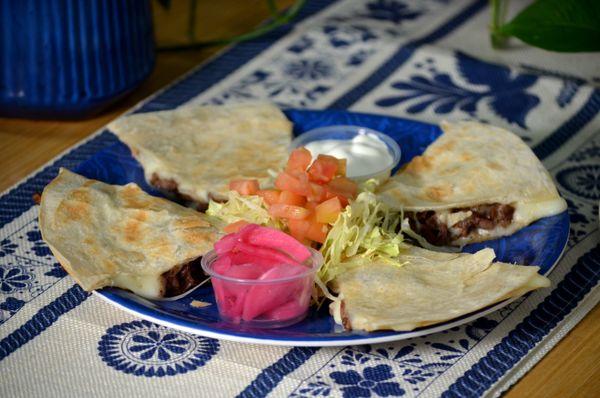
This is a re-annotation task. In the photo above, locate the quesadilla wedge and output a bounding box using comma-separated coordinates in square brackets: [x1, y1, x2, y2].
[330, 245, 550, 332]
[377, 121, 567, 246]
[108, 102, 293, 206]
[39, 168, 222, 299]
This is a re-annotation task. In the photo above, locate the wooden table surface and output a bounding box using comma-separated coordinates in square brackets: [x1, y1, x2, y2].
[0, 1, 598, 397]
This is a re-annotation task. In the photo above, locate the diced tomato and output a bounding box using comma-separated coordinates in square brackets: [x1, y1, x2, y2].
[325, 176, 358, 200]
[268, 204, 310, 220]
[306, 220, 329, 243]
[305, 201, 317, 212]
[257, 189, 281, 206]
[324, 190, 349, 207]
[308, 155, 339, 183]
[315, 197, 342, 224]
[229, 179, 259, 195]
[278, 190, 306, 206]
[275, 172, 309, 197]
[306, 182, 327, 203]
[286, 147, 312, 174]
[287, 218, 311, 242]
[223, 220, 250, 234]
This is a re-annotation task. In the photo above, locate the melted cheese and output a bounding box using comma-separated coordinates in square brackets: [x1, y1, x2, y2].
[112, 274, 166, 299]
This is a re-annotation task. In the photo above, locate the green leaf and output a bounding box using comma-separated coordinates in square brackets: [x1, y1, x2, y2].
[499, 0, 600, 52]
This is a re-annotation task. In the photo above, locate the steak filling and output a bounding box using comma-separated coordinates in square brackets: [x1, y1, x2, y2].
[162, 257, 205, 297]
[407, 203, 515, 246]
[150, 173, 208, 211]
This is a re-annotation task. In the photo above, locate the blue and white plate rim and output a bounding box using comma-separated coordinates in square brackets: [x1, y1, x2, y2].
[86, 108, 569, 347]
[93, 240, 566, 347]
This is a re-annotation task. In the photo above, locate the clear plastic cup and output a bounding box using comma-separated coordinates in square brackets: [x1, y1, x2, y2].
[290, 125, 401, 183]
[201, 248, 323, 328]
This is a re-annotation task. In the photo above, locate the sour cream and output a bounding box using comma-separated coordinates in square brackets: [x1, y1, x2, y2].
[304, 133, 395, 179]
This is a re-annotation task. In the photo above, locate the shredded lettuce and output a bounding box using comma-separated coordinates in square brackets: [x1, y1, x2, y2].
[318, 190, 407, 286]
[206, 191, 283, 229]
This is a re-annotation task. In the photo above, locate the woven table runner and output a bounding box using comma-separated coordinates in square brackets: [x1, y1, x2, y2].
[1, 1, 599, 397]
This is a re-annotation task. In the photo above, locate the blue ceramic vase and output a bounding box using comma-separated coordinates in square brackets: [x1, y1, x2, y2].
[0, 0, 155, 119]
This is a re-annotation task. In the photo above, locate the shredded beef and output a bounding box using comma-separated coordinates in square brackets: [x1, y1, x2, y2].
[408, 211, 450, 246]
[408, 203, 515, 246]
[150, 173, 208, 211]
[162, 257, 205, 297]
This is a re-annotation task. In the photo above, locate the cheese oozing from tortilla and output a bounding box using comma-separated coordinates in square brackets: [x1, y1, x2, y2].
[39, 169, 222, 299]
[108, 102, 293, 204]
[378, 121, 567, 245]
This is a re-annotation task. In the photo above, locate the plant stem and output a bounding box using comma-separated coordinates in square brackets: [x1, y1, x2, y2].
[160, 0, 305, 51]
[490, 0, 509, 48]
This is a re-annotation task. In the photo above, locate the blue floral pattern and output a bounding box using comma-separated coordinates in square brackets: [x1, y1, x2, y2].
[331, 364, 405, 397]
[0, 266, 33, 293]
[284, 59, 335, 80]
[553, 134, 600, 246]
[0, 238, 18, 257]
[0, 0, 597, 395]
[98, 320, 219, 377]
[362, 0, 422, 24]
[557, 165, 600, 200]
[376, 52, 540, 128]
[26, 229, 52, 257]
[292, 317, 501, 396]
[323, 25, 377, 48]
[0, 218, 73, 325]
[208, 0, 434, 108]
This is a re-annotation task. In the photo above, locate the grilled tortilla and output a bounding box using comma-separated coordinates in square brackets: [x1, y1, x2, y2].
[331, 245, 550, 332]
[39, 169, 222, 299]
[108, 102, 293, 205]
[377, 121, 566, 246]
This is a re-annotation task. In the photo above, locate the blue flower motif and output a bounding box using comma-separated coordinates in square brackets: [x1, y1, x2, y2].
[98, 320, 219, 377]
[0, 297, 25, 313]
[128, 331, 190, 361]
[376, 52, 540, 128]
[0, 297, 25, 324]
[0, 266, 33, 293]
[293, 378, 332, 397]
[557, 165, 600, 200]
[27, 230, 52, 257]
[323, 25, 376, 48]
[363, 0, 421, 24]
[0, 238, 18, 258]
[330, 364, 405, 397]
[347, 50, 374, 66]
[288, 36, 314, 54]
[44, 262, 68, 278]
[284, 59, 334, 80]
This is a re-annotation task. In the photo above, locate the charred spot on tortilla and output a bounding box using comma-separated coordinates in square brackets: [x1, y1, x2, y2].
[108, 102, 293, 207]
[38, 168, 222, 299]
[377, 121, 567, 246]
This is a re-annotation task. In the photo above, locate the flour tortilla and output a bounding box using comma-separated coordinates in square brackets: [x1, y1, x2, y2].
[108, 102, 293, 204]
[39, 169, 222, 299]
[330, 245, 550, 332]
[377, 121, 566, 244]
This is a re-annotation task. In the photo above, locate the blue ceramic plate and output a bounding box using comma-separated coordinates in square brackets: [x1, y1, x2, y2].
[78, 109, 569, 347]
